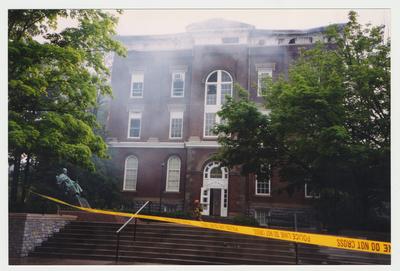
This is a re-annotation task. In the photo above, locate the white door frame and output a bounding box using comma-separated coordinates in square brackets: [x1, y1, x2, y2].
[201, 161, 228, 217]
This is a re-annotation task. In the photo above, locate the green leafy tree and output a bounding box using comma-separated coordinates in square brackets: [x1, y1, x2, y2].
[215, 84, 280, 181]
[215, 11, 390, 231]
[8, 10, 126, 210]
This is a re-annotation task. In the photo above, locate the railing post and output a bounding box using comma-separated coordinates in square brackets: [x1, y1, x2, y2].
[294, 213, 299, 265]
[133, 218, 137, 241]
[115, 232, 120, 263]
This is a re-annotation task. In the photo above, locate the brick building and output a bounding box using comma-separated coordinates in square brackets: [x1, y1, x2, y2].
[106, 19, 330, 224]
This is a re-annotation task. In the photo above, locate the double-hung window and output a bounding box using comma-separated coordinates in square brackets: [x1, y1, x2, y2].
[166, 156, 181, 192]
[257, 69, 272, 97]
[171, 72, 185, 97]
[124, 156, 138, 191]
[255, 165, 271, 196]
[131, 72, 144, 98]
[128, 112, 141, 139]
[169, 111, 183, 139]
[255, 209, 271, 226]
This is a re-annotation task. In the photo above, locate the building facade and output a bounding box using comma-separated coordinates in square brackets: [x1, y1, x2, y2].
[106, 19, 330, 224]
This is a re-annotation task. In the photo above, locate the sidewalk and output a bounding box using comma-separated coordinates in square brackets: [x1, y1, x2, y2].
[9, 257, 159, 265]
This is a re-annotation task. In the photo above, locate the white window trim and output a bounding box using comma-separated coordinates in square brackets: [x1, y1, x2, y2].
[203, 161, 229, 180]
[130, 72, 144, 98]
[255, 175, 271, 196]
[305, 183, 321, 199]
[165, 156, 181, 192]
[127, 112, 142, 139]
[123, 156, 138, 191]
[169, 111, 184, 139]
[257, 69, 272, 97]
[171, 71, 185, 98]
[204, 70, 233, 138]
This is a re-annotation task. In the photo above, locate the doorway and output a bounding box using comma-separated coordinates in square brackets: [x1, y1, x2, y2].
[210, 188, 221, 216]
[200, 161, 228, 217]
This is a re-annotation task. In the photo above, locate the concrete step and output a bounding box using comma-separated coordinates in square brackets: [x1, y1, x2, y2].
[30, 221, 391, 265]
[37, 242, 295, 262]
[59, 227, 292, 246]
[44, 236, 293, 253]
[51, 231, 293, 250]
[29, 251, 223, 265]
[33, 246, 295, 265]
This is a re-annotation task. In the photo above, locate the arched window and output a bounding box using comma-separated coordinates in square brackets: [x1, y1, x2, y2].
[166, 156, 181, 192]
[204, 70, 233, 137]
[124, 156, 138, 191]
[205, 70, 233, 106]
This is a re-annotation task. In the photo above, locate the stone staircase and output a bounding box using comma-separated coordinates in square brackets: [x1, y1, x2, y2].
[29, 221, 390, 265]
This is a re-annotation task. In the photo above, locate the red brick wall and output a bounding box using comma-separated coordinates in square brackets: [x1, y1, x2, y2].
[108, 44, 314, 214]
[111, 148, 186, 201]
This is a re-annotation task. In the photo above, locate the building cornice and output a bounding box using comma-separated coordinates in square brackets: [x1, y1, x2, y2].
[108, 141, 221, 149]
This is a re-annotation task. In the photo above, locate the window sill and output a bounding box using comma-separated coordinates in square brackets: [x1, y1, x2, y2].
[255, 194, 271, 197]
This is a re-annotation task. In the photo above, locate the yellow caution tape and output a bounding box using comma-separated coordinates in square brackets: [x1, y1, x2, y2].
[31, 191, 391, 255]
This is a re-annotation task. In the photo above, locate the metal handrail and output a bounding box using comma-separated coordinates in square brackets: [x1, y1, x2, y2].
[115, 201, 150, 263]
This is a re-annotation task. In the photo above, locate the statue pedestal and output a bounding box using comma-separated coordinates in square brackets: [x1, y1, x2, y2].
[76, 196, 91, 208]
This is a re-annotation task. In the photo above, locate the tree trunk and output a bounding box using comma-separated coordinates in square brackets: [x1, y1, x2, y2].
[10, 152, 21, 211]
[20, 153, 31, 209]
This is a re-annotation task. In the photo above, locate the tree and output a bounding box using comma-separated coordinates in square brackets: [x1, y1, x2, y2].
[215, 84, 279, 180]
[8, 10, 126, 210]
[215, 11, 390, 231]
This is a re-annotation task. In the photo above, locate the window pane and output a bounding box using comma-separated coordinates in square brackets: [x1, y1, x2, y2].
[256, 177, 270, 195]
[132, 82, 143, 97]
[130, 118, 140, 138]
[221, 83, 232, 104]
[131, 72, 144, 97]
[206, 85, 217, 105]
[173, 80, 184, 96]
[208, 71, 217, 82]
[257, 71, 271, 96]
[172, 72, 184, 97]
[255, 210, 269, 226]
[221, 71, 232, 82]
[124, 156, 138, 190]
[126, 157, 138, 169]
[205, 113, 216, 136]
[170, 118, 183, 138]
[210, 167, 223, 178]
[167, 156, 181, 192]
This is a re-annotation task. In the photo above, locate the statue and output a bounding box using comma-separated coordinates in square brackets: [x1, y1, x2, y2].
[56, 168, 90, 208]
[56, 168, 83, 196]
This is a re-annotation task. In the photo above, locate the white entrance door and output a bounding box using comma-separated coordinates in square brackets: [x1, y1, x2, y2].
[201, 161, 228, 217]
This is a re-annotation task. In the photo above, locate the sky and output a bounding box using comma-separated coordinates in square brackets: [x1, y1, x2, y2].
[114, 9, 391, 37]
